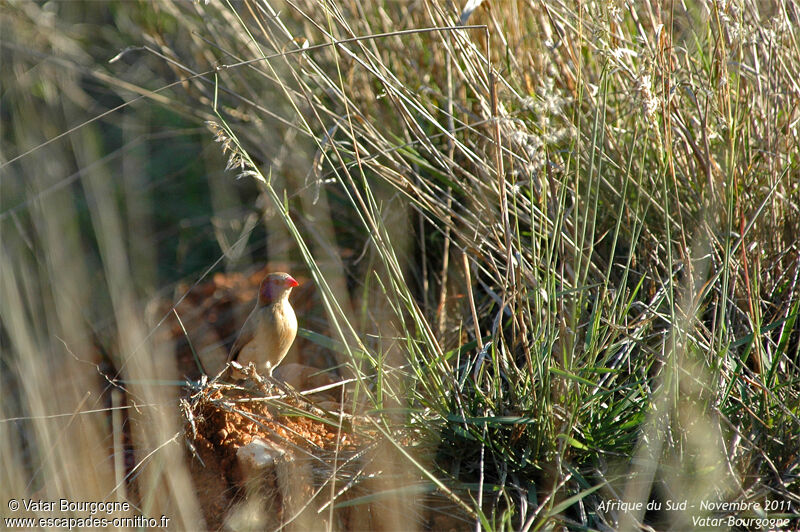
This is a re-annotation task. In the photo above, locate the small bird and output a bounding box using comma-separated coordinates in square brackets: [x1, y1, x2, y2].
[227, 272, 299, 377]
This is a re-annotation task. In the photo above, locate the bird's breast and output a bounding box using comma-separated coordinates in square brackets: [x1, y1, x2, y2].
[272, 299, 298, 346]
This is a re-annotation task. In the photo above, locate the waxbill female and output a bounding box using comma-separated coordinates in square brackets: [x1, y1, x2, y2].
[228, 272, 299, 376]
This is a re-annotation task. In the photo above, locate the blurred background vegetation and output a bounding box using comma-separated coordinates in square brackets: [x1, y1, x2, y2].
[2, 0, 799, 530]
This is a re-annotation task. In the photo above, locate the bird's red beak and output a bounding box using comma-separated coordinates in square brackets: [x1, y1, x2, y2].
[286, 276, 299, 288]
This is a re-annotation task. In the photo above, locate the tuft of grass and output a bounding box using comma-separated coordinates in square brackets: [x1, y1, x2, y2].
[2, 0, 799, 530]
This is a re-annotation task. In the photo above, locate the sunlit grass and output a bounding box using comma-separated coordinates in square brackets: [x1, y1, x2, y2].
[2, 0, 799, 530]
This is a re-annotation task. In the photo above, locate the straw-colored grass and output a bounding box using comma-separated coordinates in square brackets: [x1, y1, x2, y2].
[2, 0, 799, 530]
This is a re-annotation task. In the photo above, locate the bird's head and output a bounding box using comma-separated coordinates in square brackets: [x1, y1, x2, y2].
[258, 272, 299, 306]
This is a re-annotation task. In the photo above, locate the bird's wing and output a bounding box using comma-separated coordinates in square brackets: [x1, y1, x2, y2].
[227, 303, 258, 363]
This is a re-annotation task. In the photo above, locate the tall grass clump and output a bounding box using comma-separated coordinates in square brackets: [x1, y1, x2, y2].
[2, 0, 799, 530]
